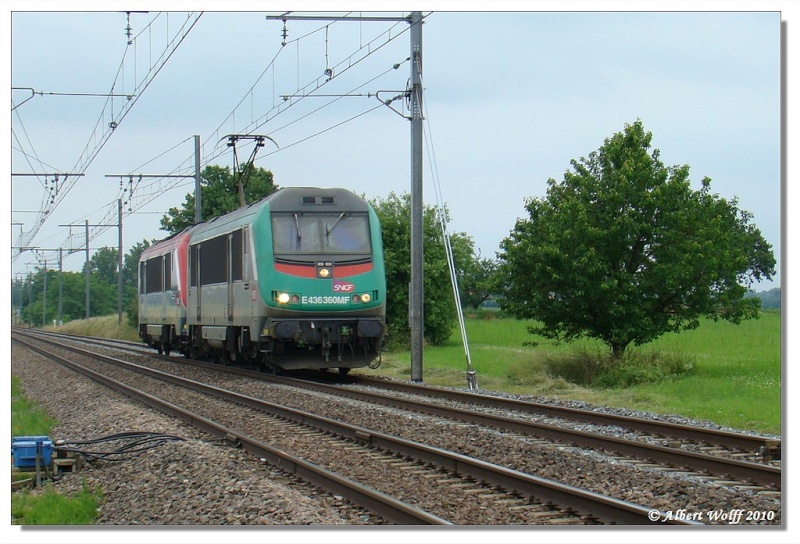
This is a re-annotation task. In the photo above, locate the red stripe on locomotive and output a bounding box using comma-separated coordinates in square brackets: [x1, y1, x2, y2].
[274, 262, 374, 278]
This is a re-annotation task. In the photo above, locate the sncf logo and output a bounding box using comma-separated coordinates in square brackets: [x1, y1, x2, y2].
[333, 280, 355, 292]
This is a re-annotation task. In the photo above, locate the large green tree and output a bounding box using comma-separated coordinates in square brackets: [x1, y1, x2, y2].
[160, 164, 278, 234]
[498, 120, 776, 358]
[371, 192, 474, 346]
[88, 246, 120, 287]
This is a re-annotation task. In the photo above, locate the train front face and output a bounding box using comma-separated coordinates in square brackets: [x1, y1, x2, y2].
[253, 188, 387, 370]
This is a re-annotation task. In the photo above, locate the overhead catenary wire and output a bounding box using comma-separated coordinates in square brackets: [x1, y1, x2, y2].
[82, 12, 411, 211]
[20, 14, 415, 266]
[203, 16, 410, 167]
[12, 12, 203, 265]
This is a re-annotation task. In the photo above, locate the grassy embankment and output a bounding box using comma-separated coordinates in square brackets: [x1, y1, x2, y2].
[41, 314, 140, 342]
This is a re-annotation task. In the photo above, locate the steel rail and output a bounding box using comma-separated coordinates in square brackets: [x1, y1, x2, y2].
[281, 374, 782, 489]
[12, 335, 449, 525]
[350, 375, 778, 454]
[13, 332, 701, 525]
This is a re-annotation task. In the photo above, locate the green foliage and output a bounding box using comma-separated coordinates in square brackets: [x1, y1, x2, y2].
[160, 164, 278, 234]
[12, 349, 103, 527]
[498, 120, 776, 357]
[126, 295, 139, 328]
[88, 247, 119, 286]
[12, 483, 102, 525]
[370, 192, 475, 346]
[371, 313, 780, 433]
[459, 256, 501, 309]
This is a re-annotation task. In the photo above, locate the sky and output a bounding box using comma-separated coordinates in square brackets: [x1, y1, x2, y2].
[5, 3, 791, 294]
[3, 3, 799, 544]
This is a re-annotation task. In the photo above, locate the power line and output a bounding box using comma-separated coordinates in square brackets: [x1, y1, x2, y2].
[12, 12, 203, 264]
[88, 13, 410, 215]
[202, 14, 410, 167]
[17, 14, 414, 272]
[11, 87, 136, 110]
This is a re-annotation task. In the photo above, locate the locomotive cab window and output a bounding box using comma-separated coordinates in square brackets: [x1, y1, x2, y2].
[272, 213, 371, 256]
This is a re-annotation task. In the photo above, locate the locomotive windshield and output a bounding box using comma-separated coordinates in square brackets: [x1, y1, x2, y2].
[272, 212, 372, 256]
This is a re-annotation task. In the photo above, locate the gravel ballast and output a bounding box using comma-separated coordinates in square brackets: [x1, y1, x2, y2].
[11, 344, 373, 526]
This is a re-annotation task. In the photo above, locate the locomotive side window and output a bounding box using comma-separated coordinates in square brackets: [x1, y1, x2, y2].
[189, 245, 198, 287]
[164, 252, 172, 291]
[272, 213, 371, 256]
[145, 256, 163, 294]
[199, 235, 228, 285]
[139, 261, 145, 293]
[231, 229, 243, 281]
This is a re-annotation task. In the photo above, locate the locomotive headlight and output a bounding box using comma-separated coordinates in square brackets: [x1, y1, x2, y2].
[319, 268, 330, 278]
[277, 292, 290, 304]
[360, 293, 371, 303]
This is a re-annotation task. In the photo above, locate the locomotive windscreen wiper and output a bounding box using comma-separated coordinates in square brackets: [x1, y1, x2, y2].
[325, 212, 348, 244]
[294, 213, 302, 250]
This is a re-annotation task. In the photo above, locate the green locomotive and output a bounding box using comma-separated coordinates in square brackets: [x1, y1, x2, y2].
[138, 187, 387, 373]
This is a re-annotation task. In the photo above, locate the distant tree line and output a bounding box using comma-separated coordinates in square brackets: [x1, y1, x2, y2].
[12, 241, 151, 328]
[745, 287, 781, 310]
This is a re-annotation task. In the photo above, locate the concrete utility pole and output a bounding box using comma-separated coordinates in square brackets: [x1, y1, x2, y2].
[408, 11, 424, 383]
[58, 248, 63, 325]
[42, 260, 47, 326]
[85, 220, 90, 318]
[266, 11, 426, 381]
[118, 199, 124, 324]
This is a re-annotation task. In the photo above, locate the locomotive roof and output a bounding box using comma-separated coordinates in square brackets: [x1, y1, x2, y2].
[184, 187, 370, 242]
[265, 187, 369, 212]
[140, 225, 194, 259]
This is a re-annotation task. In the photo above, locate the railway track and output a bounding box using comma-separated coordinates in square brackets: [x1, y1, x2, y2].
[344, 374, 781, 458]
[17, 329, 782, 492]
[13, 331, 705, 525]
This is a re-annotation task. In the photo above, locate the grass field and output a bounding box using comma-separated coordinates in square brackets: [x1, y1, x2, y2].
[373, 311, 782, 435]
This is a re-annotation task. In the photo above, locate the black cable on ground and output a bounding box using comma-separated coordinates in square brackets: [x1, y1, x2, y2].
[54, 432, 185, 463]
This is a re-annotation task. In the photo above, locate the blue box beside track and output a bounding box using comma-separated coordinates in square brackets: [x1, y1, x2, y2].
[12, 435, 53, 468]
